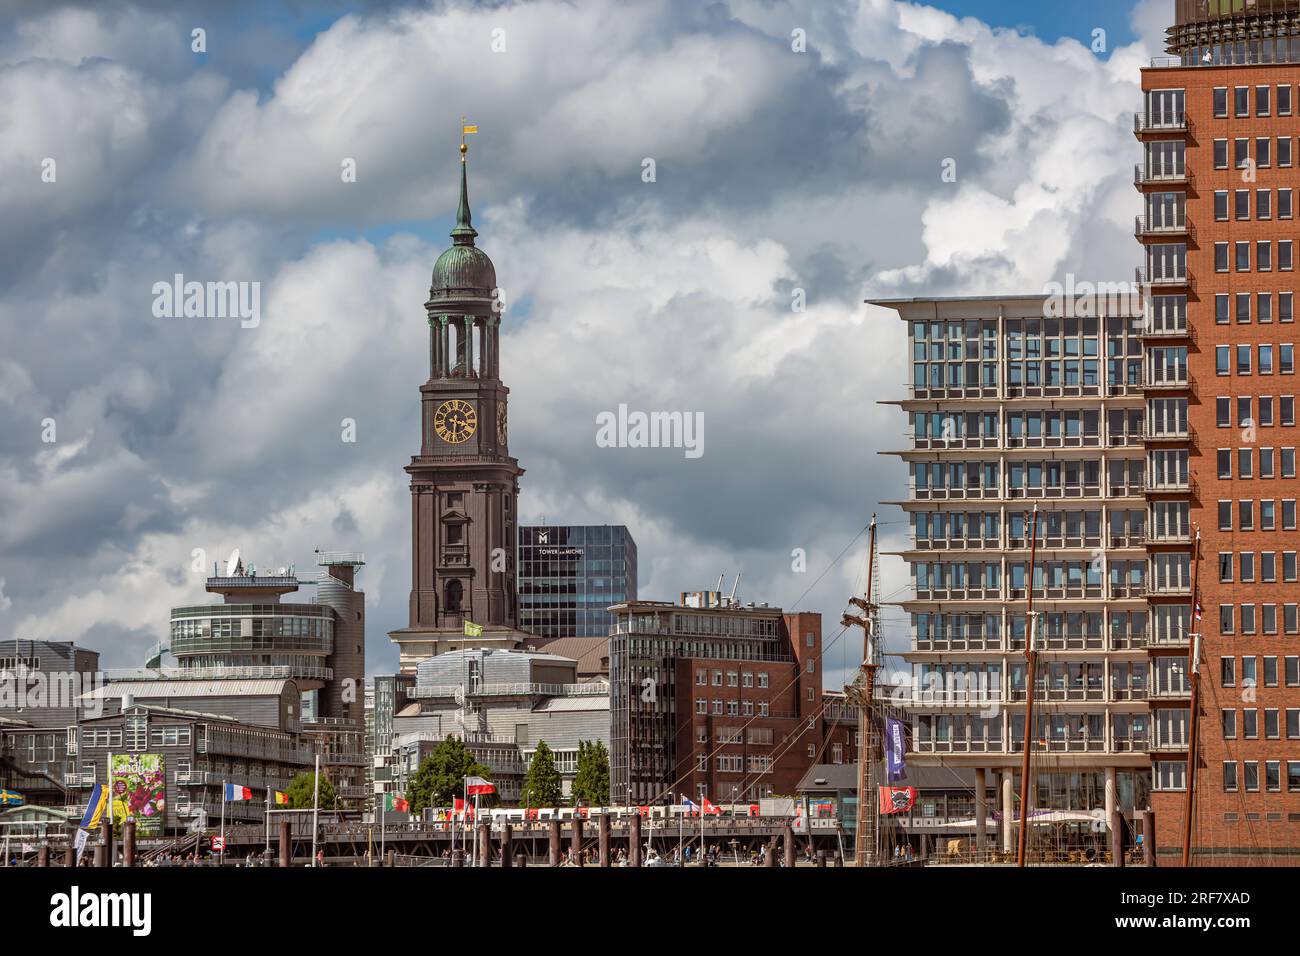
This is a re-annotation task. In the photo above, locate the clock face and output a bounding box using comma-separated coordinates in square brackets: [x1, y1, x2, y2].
[497, 405, 508, 444]
[434, 399, 477, 444]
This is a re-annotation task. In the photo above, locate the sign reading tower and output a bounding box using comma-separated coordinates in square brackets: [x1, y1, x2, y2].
[388, 137, 531, 673]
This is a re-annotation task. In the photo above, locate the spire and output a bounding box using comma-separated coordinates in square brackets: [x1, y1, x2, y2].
[452, 120, 478, 246]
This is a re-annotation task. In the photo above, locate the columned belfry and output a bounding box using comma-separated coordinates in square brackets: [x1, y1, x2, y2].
[388, 135, 528, 673]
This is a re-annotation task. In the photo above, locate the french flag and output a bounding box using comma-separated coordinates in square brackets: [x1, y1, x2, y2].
[225, 784, 252, 801]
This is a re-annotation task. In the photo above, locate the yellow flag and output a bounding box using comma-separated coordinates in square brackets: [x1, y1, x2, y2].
[463, 620, 484, 638]
[462, 124, 478, 135]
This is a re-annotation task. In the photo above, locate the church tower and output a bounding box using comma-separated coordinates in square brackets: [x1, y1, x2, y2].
[388, 138, 528, 673]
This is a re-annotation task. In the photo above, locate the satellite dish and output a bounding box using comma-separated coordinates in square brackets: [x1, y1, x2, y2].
[278, 567, 287, 575]
[225, 548, 241, 576]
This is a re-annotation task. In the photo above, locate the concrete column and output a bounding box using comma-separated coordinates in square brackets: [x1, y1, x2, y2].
[974, 768, 987, 854]
[1141, 809, 1156, 866]
[501, 823, 513, 867]
[764, 841, 777, 867]
[63, 845, 75, 868]
[816, 849, 827, 867]
[548, 819, 562, 866]
[477, 822, 490, 867]
[451, 848, 465, 867]
[123, 820, 136, 868]
[385, 850, 396, 868]
[278, 819, 291, 868]
[598, 813, 611, 867]
[572, 816, 585, 867]
[783, 824, 796, 867]
[37, 846, 49, 867]
[629, 815, 642, 867]
[1104, 766, 1117, 822]
[1001, 771, 1014, 854]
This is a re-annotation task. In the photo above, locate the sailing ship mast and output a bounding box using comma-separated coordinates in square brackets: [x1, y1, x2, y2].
[845, 516, 881, 867]
[1181, 528, 1203, 867]
[1016, 505, 1041, 867]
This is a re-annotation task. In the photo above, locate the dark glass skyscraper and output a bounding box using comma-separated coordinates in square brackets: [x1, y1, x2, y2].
[518, 525, 638, 638]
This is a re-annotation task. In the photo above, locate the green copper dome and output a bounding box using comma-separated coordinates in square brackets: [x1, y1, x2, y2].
[431, 156, 496, 295]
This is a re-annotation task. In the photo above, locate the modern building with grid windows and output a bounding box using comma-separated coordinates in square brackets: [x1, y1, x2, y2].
[873, 293, 1158, 860]
[518, 525, 638, 639]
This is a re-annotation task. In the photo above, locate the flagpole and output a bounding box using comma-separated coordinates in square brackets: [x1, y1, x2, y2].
[220, 779, 226, 867]
[380, 796, 385, 867]
[678, 797, 683, 866]
[265, 787, 270, 858]
[700, 796, 705, 864]
[311, 754, 320, 867]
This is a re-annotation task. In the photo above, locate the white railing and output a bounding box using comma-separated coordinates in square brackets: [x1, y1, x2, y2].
[413, 682, 608, 699]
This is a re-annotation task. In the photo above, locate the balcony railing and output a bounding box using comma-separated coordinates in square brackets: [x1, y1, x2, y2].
[1135, 266, 1194, 291]
[1134, 164, 1193, 188]
[1134, 112, 1191, 134]
[1135, 216, 1194, 241]
[1146, 474, 1198, 497]
[913, 637, 1002, 653]
[412, 682, 608, 699]
[1142, 423, 1196, 442]
[1139, 318, 1195, 342]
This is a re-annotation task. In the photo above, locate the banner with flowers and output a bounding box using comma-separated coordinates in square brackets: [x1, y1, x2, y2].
[110, 753, 166, 836]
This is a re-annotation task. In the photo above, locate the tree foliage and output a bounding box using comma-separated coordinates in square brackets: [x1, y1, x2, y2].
[571, 740, 610, 806]
[408, 736, 491, 814]
[286, 771, 336, 810]
[520, 739, 563, 808]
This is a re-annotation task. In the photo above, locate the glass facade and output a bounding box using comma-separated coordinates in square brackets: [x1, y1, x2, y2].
[518, 525, 638, 638]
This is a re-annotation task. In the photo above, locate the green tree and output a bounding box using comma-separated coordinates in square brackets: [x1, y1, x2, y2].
[519, 739, 563, 808]
[571, 740, 610, 806]
[286, 771, 336, 810]
[408, 736, 491, 814]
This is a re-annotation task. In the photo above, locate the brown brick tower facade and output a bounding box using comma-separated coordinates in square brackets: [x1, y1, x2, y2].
[1140, 1, 1300, 864]
[388, 145, 530, 673]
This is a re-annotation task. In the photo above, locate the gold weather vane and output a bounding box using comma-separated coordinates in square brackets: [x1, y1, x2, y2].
[461, 117, 478, 162]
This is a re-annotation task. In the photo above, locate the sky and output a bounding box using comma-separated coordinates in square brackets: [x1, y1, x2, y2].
[0, 0, 1173, 689]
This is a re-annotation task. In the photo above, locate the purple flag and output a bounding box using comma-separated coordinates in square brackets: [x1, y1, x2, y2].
[885, 718, 907, 782]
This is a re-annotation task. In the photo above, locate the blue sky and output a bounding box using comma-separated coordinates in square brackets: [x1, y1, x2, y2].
[932, 0, 1143, 50]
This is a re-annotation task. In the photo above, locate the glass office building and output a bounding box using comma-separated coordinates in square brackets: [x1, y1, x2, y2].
[518, 525, 638, 638]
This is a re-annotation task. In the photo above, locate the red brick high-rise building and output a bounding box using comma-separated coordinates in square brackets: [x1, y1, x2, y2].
[1138, 0, 1300, 864]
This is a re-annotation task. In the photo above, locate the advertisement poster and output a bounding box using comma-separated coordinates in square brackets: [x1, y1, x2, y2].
[110, 753, 166, 836]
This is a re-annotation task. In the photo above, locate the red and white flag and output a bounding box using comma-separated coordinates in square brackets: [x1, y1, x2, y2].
[878, 786, 917, 815]
[465, 776, 495, 796]
[702, 798, 721, 815]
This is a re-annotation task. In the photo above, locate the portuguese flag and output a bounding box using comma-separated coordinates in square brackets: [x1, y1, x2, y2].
[384, 793, 410, 813]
